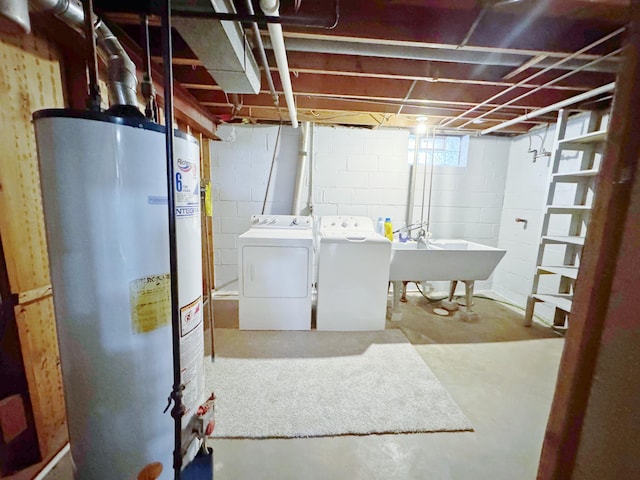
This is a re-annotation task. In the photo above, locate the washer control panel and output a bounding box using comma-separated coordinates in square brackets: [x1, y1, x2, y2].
[250, 215, 313, 229]
[319, 215, 374, 234]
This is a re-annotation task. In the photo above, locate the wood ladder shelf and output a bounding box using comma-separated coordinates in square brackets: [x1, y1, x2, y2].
[524, 109, 608, 328]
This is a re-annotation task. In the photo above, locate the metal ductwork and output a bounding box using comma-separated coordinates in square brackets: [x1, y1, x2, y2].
[173, 0, 261, 94]
[0, 0, 31, 33]
[94, 19, 138, 108]
[29, 0, 138, 108]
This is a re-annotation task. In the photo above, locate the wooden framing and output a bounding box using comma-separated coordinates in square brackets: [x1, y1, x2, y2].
[0, 29, 68, 471]
[537, 2, 640, 477]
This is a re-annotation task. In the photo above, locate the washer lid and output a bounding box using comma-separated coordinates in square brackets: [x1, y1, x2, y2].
[239, 228, 313, 240]
[320, 233, 390, 244]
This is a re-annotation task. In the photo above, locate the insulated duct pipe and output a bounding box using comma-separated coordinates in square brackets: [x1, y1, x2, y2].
[0, 0, 31, 32]
[260, 0, 299, 128]
[292, 121, 311, 215]
[30, 0, 139, 108]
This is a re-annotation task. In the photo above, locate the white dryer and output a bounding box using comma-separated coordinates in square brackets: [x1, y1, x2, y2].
[316, 216, 391, 331]
[238, 215, 314, 330]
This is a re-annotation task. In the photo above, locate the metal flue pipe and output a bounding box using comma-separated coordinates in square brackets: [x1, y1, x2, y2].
[30, 0, 139, 108]
[260, 0, 299, 128]
[0, 0, 31, 32]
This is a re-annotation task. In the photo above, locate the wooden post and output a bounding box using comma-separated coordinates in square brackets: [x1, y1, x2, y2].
[537, 4, 640, 478]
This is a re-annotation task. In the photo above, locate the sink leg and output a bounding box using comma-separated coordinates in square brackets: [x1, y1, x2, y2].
[391, 281, 403, 322]
[441, 280, 459, 311]
[461, 280, 479, 322]
[448, 280, 458, 302]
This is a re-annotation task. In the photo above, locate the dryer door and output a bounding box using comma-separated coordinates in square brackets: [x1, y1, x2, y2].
[241, 245, 309, 298]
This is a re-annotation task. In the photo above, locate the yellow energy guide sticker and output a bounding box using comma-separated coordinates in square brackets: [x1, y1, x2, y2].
[130, 273, 171, 334]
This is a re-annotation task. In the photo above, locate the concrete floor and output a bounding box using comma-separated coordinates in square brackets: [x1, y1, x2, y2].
[44, 293, 563, 480]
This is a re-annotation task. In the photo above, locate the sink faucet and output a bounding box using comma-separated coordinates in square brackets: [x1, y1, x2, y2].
[416, 229, 429, 249]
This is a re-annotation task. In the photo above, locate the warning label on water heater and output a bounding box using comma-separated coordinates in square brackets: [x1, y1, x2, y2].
[180, 296, 203, 337]
[175, 157, 200, 218]
[129, 274, 171, 334]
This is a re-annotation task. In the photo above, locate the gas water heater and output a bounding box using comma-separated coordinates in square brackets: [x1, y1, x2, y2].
[34, 110, 206, 479]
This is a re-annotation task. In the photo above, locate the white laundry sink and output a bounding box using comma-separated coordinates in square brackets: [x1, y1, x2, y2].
[389, 239, 506, 282]
[388, 239, 506, 322]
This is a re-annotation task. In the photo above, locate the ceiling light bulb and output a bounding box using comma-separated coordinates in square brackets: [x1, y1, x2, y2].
[416, 123, 428, 134]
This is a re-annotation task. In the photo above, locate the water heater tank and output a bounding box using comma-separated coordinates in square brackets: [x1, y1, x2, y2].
[34, 110, 204, 479]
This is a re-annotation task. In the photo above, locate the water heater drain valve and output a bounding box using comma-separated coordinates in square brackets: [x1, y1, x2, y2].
[194, 392, 216, 437]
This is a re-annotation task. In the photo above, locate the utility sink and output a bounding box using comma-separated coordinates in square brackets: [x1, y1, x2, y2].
[389, 239, 506, 282]
[388, 240, 506, 322]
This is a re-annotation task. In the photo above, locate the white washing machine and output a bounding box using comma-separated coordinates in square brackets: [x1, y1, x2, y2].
[238, 214, 314, 330]
[316, 216, 391, 331]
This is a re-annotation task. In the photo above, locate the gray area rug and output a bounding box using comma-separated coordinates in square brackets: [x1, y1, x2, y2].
[206, 329, 472, 438]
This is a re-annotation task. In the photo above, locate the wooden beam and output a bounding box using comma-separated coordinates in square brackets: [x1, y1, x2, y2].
[198, 94, 556, 123]
[538, 2, 640, 478]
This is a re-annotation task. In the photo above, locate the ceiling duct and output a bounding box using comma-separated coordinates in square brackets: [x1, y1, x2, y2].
[173, 0, 261, 94]
[0, 0, 30, 33]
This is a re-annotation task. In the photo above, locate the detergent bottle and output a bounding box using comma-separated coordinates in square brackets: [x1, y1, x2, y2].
[376, 217, 385, 236]
[384, 217, 393, 241]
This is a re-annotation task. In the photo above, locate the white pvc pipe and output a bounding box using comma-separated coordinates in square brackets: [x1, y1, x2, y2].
[480, 82, 615, 135]
[292, 121, 311, 214]
[260, 0, 298, 128]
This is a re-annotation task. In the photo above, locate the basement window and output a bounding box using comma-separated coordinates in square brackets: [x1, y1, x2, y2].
[408, 134, 469, 167]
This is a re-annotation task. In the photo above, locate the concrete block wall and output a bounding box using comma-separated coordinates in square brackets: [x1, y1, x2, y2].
[492, 113, 598, 322]
[211, 125, 299, 288]
[211, 124, 511, 291]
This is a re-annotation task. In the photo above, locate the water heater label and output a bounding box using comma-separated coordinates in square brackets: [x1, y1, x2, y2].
[129, 274, 171, 334]
[175, 158, 200, 218]
[180, 297, 205, 424]
[180, 296, 203, 337]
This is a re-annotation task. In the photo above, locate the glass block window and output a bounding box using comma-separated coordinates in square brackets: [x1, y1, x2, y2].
[408, 134, 469, 167]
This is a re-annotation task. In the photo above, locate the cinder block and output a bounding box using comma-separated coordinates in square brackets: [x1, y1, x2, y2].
[468, 191, 504, 208]
[431, 174, 459, 191]
[379, 155, 411, 173]
[250, 186, 269, 202]
[429, 206, 482, 223]
[314, 151, 347, 172]
[323, 187, 354, 204]
[214, 201, 237, 217]
[313, 204, 338, 217]
[237, 201, 262, 217]
[220, 216, 251, 234]
[214, 233, 237, 249]
[463, 223, 495, 238]
[333, 171, 370, 188]
[347, 153, 379, 172]
[220, 249, 238, 265]
[219, 184, 251, 202]
[369, 171, 402, 188]
[337, 204, 369, 216]
[214, 265, 239, 288]
[480, 207, 503, 224]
